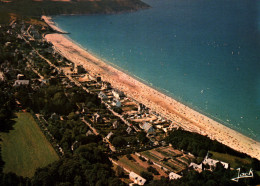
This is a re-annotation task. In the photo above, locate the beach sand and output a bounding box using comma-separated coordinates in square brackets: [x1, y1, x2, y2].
[41, 16, 68, 33]
[44, 18, 260, 160]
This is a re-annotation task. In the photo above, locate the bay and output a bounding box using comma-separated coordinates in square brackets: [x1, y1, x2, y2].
[53, 0, 260, 141]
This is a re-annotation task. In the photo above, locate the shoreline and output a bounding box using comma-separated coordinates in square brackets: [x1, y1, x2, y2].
[41, 16, 68, 34]
[44, 17, 260, 160]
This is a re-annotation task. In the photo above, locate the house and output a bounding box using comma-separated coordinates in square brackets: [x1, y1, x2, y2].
[140, 122, 155, 134]
[87, 74, 96, 81]
[189, 162, 203, 172]
[13, 80, 29, 87]
[92, 113, 103, 124]
[203, 157, 229, 169]
[112, 99, 121, 108]
[138, 103, 145, 112]
[21, 25, 26, 33]
[86, 130, 94, 136]
[71, 141, 78, 151]
[112, 120, 119, 129]
[17, 74, 25, 80]
[98, 91, 108, 100]
[169, 172, 182, 180]
[129, 172, 146, 185]
[50, 113, 59, 120]
[126, 126, 133, 135]
[81, 105, 89, 114]
[112, 89, 124, 99]
[41, 79, 49, 85]
[101, 81, 111, 90]
[202, 153, 229, 170]
[0, 71, 6, 81]
[105, 132, 113, 141]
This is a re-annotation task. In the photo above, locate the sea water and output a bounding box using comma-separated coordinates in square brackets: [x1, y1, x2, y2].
[53, 0, 260, 141]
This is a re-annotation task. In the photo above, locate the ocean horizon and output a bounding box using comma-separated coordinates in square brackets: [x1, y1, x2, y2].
[53, 0, 260, 141]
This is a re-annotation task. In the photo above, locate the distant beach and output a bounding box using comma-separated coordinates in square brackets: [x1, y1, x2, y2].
[44, 17, 260, 160]
[41, 16, 68, 34]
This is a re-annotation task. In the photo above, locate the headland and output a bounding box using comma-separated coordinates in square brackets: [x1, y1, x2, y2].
[44, 17, 260, 160]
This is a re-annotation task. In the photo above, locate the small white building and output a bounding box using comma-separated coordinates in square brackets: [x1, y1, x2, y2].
[86, 130, 94, 136]
[105, 132, 114, 141]
[13, 80, 29, 86]
[169, 172, 182, 180]
[92, 112, 103, 124]
[129, 172, 146, 185]
[202, 153, 229, 170]
[112, 120, 119, 129]
[98, 91, 108, 100]
[112, 99, 121, 107]
[126, 126, 133, 134]
[189, 162, 203, 172]
[203, 157, 229, 169]
[17, 74, 25, 80]
[112, 89, 124, 99]
[101, 81, 111, 90]
[140, 122, 155, 134]
[0, 71, 6, 81]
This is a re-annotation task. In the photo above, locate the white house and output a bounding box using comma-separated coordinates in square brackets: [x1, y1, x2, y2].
[169, 172, 182, 180]
[105, 132, 114, 141]
[98, 91, 108, 100]
[101, 81, 111, 90]
[140, 122, 155, 134]
[126, 126, 133, 134]
[203, 157, 229, 169]
[17, 74, 25, 80]
[112, 99, 121, 107]
[189, 162, 203, 172]
[202, 153, 229, 170]
[129, 172, 146, 185]
[13, 80, 29, 86]
[112, 120, 119, 129]
[112, 89, 124, 99]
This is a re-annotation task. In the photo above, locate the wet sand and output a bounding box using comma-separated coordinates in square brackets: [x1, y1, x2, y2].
[44, 18, 260, 160]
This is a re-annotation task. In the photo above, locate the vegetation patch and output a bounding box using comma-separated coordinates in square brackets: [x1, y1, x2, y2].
[0, 112, 59, 177]
[117, 155, 146, 174]
[0, 0, 149, 24]
[209, 151, 253, 169]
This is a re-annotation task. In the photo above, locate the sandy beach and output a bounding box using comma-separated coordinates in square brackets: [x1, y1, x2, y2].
[44, 18, 260, 160]
[41, 16, 68, 34]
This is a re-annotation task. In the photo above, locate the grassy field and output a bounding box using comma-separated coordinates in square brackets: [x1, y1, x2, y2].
[0, 112, 59, 178]
[209, 151, 252, 169]
[116, 154, 168, 179]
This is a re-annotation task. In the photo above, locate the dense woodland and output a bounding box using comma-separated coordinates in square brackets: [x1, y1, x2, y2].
[166, 130, 251, 158]
[0, 0, 149, 24]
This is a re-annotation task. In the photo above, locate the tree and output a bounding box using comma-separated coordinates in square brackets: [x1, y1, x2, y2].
[251, 158, 260, 171]
[67, 112, 78, 121]
[111, 136, 127, 147]
[137, 132, 149, 144]
[115, 166, 124, 177]
[141, 171, 153, 182]
[147, 166, 159, 175]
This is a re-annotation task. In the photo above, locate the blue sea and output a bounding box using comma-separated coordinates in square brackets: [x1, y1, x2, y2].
[53, 0, 260, 141]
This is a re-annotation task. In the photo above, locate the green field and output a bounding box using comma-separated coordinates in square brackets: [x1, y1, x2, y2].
[210, 151, 252, 168]
[118, 156, 146, 174]
[0, 112, 59, 178]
